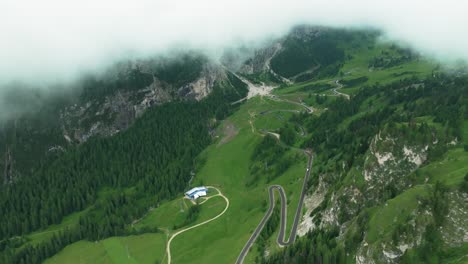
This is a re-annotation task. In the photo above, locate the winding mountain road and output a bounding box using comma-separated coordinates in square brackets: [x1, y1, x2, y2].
[235, 151, 313, 264]
[225, 68, 315, 263]
[332, 80, 350, 100]
[166, 186, 229, 264]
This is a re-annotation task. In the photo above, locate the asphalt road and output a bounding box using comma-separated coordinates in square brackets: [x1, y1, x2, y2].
[235, 151, 313, 264]
[333, 80, 350, 100]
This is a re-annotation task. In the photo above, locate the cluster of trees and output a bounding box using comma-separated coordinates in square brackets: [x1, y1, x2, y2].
[302, 75, 467, 171]
[340, 76, 369, 87]
[153, 54, 207, 88]
[314, 94, 328, 105]
[369, 55, 413, 69]
[461, 173, 468, 193]
[300, 83, 333, 93]
[256, 201, 280, 262]
[77, 191, 153, 240]
[279, 124, 297, 145]
[173, 204, 201, 230]
[401, 182, 449, 263]
[270, 30, 346, 78]
[262, 228, 345, 264]
[369, 47, 416, 69]
[248, 135, 291, 186]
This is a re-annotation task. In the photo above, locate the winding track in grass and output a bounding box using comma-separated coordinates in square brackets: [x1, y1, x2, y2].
[166, 186, 229, 264]
[235, 151, 313, 264]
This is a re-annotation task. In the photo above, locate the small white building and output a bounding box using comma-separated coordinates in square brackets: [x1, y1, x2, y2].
[185, 186, 208, 200]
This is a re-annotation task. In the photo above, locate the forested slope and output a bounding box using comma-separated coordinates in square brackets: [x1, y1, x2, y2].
[263, 74, 468, 263]
[0, 71, 247, 263]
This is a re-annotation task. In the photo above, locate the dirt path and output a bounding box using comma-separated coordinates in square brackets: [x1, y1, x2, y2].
[248, 111, 256, 133]
[166, 186, 229, 264]
[267, 131, 280, 140]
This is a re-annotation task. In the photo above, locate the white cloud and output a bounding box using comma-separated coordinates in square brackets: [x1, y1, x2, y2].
[1, 0, 468, 85]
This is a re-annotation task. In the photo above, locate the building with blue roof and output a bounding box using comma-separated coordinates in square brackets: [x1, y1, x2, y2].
[185, 186, 208, 200]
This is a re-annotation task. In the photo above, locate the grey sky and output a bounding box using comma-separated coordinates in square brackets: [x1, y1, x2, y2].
[1, 0, 467, 85]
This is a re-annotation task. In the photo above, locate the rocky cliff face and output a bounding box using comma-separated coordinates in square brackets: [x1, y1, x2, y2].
[61, 59, 228, 143]
[288, 25, 324, 42]
[177, 62, 227, 101]
[361, 133, 428, 202]
[320, 129, 432, 224]
[238, 25, 325, 76]
[238, 43, 281, 75]
[299, 127, 459, 263]
[0, 54, 235, 178]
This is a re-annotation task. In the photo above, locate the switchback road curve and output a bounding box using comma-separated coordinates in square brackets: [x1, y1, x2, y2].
[235, 151, 313, 264]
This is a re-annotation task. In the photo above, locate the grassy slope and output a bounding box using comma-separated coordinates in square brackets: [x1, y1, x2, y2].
[273, 41, 434, 98]
[134, 194, 228, 233]
[340, 38, 434, 81]
[20, 187, 140, 249]
[17, 188, 131, 250]
[45, 233, 167, 264]
[24, 209, 88, 247]
[416, 147, 468, 187]
[366, 185, 432, 244]
[170, 97, 308, 263]
[45, 196, 227, 264]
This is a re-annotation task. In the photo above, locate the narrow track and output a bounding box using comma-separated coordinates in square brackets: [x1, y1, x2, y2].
[235, 151, 313, 264]
[166, 186, 229, 264]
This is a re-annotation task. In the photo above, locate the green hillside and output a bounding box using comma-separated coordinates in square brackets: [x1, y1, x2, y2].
[1, 26, 467, 264]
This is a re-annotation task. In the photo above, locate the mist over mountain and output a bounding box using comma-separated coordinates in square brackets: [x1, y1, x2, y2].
[1, 3, 468, 262]
[1, 0, 468, 88]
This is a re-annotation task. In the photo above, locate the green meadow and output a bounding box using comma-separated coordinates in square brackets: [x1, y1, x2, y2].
[45, 233, 167, 264]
